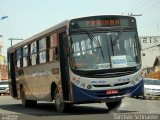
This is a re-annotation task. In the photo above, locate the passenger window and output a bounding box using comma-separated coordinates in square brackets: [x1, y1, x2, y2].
[22, 45, 28, 67]
[50, 33, 59, 62]
[39, 38, 46, 64]
[15, 49, 21, 68]
[30, 42, 37, 65]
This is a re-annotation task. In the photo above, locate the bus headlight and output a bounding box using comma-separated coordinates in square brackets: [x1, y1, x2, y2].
[130, 76, 142, 86]
[80, 83, 86, 88]
[75, 79, 80, 85]
[72, 77, 80, 85]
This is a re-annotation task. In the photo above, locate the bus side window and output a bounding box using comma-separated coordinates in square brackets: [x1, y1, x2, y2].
[54, 47, 58, 61]
[27, 44, 31, 66]
[22, 45, 28, 67]
[30, 42, 37, 65]
[15, 49, 21, 68]
[39, 38, 47, 64]
[49, 48, 53, 62]
[49, 33, 59, 62]
[46, 36, 50, 62]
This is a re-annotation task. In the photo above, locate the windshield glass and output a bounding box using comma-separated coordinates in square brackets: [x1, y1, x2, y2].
[144, 79, 160, 85]
[70, 31, 140, 71]
[0, 81, 9, 85]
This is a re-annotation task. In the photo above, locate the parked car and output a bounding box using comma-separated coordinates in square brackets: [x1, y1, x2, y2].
[143, 78, 160, 97]
[0, 80, 9, 95]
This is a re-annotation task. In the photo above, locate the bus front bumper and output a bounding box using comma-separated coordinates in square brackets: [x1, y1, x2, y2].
[71, 80, 144, 103]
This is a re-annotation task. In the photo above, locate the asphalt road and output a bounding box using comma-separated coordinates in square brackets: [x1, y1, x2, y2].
[0, 96, 160, 120]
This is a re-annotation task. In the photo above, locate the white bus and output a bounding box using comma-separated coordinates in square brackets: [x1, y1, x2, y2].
[8, 15, 144, 112]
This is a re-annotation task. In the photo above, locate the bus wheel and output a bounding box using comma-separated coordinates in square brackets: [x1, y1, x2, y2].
[142, 96, 146, 99]
[20, 87, 37, 107]
[54, 88, 67, 113]
[106, 100, 122, 111]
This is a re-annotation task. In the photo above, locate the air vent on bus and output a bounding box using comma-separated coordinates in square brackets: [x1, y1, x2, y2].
[92, 81, 130, 88]
[87, 70, 135, 78]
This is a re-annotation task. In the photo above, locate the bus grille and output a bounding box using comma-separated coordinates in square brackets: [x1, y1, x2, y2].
[86, 70, 135, 78]
[0, 87, 6, 90]
[93, 82, 130, 87]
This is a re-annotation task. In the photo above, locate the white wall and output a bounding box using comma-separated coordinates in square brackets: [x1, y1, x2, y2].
[141, 47, 160, 68]
[139, 36, 160, 68]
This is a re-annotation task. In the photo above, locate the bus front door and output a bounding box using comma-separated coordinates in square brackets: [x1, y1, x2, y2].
[9, 52, 17, 97]
[59, 32, 70, 101]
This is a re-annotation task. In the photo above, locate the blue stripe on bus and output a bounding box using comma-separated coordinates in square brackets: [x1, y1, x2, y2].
[72, 80, 144, 103]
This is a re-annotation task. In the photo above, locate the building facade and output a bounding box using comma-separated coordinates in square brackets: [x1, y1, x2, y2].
[0, 35, 8, 81]
[140, 36, 160, 68]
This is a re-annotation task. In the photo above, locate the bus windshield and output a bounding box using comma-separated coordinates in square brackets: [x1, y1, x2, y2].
[70, 31, 140, 71]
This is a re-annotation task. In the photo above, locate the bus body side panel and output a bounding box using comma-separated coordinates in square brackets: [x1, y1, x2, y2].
[15, 62, 61, 101]
[8, 26, 69, 102]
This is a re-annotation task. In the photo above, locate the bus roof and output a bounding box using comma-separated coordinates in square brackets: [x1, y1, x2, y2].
[7, 15, 135, 52]
[8, 20, 69, 52]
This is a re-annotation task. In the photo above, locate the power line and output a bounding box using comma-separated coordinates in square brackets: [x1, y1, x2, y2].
[0, 20, 15, 37]
[129, 0, 160, 36]
[138, 19, 160, 36]
[0, 8, 23, 38]
[129, 0, 151, 12]
[129, 0, 160, 14]
[5, 19, 23, 37]
[0, 17, 22, 37]
[142, 0, 160, 13]
[0, 24, 12, 37]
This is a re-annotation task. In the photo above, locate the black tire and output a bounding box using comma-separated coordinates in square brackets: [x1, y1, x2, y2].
[135, 96, 139, 99]
[54, 87, 69, 113]
[20, 86, 37, 107]
[142, 96, 146, 99]
[106, 100, 122, 110]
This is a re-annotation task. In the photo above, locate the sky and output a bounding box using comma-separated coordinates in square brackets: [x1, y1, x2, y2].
[0, 0, 160, 57]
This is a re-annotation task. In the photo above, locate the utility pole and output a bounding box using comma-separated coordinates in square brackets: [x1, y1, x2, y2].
[8, 38, 23, 47]
[128, 13, 142, 16]
[157, 24, 159, 33]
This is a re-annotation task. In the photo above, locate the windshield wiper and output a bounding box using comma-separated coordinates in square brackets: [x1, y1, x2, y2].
[85, 31, 104, 59]
[112, 31, 122, 46]
[86, 31, 100, 47]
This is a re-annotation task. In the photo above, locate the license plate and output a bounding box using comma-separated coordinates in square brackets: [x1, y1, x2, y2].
[106, 90, 118, 95]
